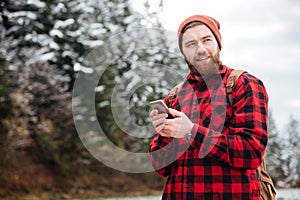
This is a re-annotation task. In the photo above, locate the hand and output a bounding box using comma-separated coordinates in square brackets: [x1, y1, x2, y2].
[151, 108, 194, 138]
[150, 109, 168, 133]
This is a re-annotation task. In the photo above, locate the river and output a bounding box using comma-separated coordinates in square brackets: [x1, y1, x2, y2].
[82, 188, 300, 200]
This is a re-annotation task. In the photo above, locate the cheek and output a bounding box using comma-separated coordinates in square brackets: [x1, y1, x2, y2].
[183, 49, 194, 61]
[209, 44, 219, 55]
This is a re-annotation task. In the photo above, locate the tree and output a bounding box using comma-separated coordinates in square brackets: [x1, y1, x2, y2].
[1, 0, 89, 173]
[0, 8, 14, 165]
[1, 0, 101, 88]
[265, 110, 285, 185]
[90, 0, 187, 152]
[282, 116, 300, 187]
[9, 61, 85, 175]
[1, 0, 187, 171]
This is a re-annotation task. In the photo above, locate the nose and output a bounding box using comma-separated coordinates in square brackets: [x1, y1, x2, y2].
[196, 41, 206, 53]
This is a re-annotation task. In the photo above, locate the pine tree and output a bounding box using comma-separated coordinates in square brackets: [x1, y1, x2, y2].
[265, 110, 284, 185]
[283, 116, 300, 187]
[1, 0, 88, 173]
[90, 0, 187, 152]
[1, 0, 187, 171]
[0, 2, 14, 165]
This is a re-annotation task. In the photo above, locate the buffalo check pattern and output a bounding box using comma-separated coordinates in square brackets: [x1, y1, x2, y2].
[149, 65, 268, 200]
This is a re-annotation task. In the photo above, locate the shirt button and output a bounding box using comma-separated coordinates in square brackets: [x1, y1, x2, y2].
[185, 183, 189, 188]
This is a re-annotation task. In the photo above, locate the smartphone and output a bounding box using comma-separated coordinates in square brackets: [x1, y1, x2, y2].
[149, 100, 174, 119]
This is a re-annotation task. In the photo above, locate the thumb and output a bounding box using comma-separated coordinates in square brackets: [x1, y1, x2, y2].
[168, 108, 182, 118]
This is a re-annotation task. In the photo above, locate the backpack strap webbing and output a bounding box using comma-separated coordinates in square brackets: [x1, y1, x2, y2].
[226, 69, 246, 105]
[167, 82, 183, 105]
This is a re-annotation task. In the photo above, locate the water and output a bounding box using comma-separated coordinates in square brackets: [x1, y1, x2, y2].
[83, 188, 300, 200]
[276, 188, 300, 200]
[91, 196, 160, 200]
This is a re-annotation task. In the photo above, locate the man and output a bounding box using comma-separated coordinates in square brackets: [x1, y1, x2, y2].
[149, 15, 268, 200]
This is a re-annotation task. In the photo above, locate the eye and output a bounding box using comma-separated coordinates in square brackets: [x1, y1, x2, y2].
[186, 41, 196, 47]
[203, 38, 211, 43]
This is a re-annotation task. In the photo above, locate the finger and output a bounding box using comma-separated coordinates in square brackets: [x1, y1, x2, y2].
[152, 113, 168, 121]
[158, 129, 170, 137]
[168, 108, 182, 118]
[160, 128, 173, 138]
[150, 109, 158, 117]
[152, 117, 166, 128]
[161, 122, 174, 132]
[155, 123, 165, 133]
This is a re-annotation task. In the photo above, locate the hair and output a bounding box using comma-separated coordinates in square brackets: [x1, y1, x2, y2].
[179, 21, 204, 52]
[181, 21, 204, 34]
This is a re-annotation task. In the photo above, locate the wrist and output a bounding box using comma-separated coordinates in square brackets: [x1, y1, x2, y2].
[185, 124, 194, 141]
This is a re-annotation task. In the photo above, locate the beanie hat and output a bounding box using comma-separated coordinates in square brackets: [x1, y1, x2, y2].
[178, 15, 222, 53]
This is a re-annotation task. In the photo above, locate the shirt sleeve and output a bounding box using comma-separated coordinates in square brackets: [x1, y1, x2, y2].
[149, 133, 174, 177]
[149, 92, 191, 177]
[149, 96, 176, 177]
[190, 73, 269, 169]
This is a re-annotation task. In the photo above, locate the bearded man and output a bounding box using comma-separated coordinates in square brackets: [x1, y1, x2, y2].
[149, 15, 269, 200]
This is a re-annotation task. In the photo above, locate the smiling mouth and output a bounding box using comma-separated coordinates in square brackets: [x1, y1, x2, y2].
[196, 56, 210, 62]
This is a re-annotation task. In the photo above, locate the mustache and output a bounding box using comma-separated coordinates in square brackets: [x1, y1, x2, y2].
[195, 50, 220, 63]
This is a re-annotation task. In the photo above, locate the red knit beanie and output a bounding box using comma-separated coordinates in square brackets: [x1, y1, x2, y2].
[178, 15, 222, 53]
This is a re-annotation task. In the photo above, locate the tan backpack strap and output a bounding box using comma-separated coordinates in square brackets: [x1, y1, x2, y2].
[226, 69, 246, 105]
[167, 82, 183, 105]
[258, 158, 277, 200]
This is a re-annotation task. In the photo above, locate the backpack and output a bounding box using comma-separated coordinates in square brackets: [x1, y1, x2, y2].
[167, 69, 276, 200]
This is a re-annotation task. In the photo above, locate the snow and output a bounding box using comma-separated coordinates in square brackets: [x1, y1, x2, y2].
[73, 63, 94, 74]
[49, 29, 64, 38]
[51, 3, 67, 14]
[95, 86, 105, 93]
[123, 15, 136, 24]
[35, 52, 56, 62]
[49, 40, 60, 51]
[8, 11, 37, 20]
[71, 2, 94, 13]
[88, 23, 107, 37]
[27, 0, 46, 8]
[80, 40, 104, 48]
[66, 30, 82, 37]
[53, 19, 75, 29]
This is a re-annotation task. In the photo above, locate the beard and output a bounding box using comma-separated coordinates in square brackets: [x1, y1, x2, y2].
[187, 50, 221, 78]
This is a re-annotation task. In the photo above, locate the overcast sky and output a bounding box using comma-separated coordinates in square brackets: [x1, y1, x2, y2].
[132, 0, 300, 134]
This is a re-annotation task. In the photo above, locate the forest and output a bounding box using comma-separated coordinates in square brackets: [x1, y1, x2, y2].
[0, 0, 299, 199]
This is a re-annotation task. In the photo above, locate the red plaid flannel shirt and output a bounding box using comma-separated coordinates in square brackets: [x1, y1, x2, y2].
[149, 65, 268, 200]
